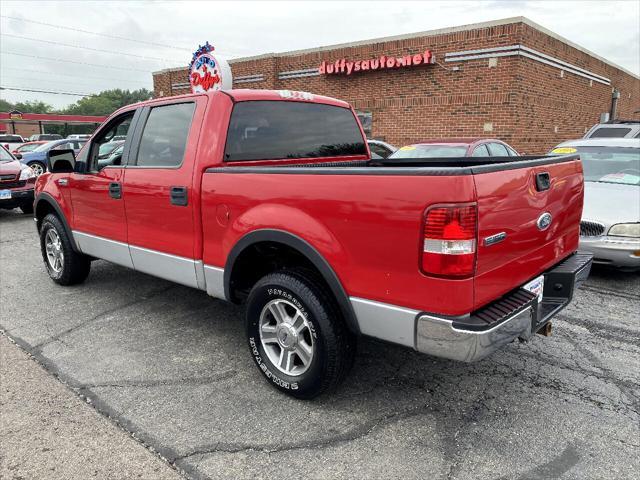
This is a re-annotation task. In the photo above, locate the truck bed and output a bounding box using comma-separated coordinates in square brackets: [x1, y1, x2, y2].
[206, 154, 577, 175]
[202, 152, 582, 319]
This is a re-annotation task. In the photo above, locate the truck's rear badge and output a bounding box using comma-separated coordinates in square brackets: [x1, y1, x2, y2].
[483, 231, 507, 246]
[537, 212, 553, 231]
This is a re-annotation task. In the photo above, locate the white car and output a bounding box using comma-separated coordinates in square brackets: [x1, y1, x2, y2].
[367, 139, 397, 158]
[0, 134, 25, 153]
[550, 138, 640, 270]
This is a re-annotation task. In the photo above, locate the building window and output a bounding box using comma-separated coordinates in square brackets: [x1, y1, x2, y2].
[356, 111, 372, 138]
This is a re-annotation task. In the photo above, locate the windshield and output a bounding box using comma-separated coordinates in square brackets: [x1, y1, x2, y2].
[99, 143, 118, 155]
[552, 146, 640, 185]
[389, 145, 468, 159]
[34, 141, 60, 152]
[0, 147, 14, 162]
[17, 143, 42, 153]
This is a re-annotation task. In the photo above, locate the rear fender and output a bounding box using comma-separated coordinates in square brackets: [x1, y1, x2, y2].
[224, 204, 358, 333]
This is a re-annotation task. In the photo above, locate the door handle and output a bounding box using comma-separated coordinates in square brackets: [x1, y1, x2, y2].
[109, 182, 122, 199]
[170, 186, 188, 206]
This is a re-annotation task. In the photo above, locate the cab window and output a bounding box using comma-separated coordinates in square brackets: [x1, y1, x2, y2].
[472, 144, 490, 157]
[88, 112, 134, 172]
[224, 101, 367, 161]
[488, 143, 509, 156]
[135, 103, 195, 168]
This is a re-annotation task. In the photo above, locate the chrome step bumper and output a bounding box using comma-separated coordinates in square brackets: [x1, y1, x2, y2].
[415, 251, 594, 362]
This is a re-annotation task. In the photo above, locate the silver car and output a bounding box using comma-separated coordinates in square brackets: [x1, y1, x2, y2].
[550, 138, 640, 270]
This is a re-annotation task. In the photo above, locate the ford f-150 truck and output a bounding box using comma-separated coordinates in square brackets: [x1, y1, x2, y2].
[34, 89, 592, 398]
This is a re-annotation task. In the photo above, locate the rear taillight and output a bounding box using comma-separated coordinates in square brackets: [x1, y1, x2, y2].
[421, 204, 477, 277]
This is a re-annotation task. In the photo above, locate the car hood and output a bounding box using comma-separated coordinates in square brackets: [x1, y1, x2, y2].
[583, 181, 640, 224]
[0, 160, 23, 175]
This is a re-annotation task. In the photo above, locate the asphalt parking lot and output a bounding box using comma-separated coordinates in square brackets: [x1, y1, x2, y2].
[1, 208, 639, 480]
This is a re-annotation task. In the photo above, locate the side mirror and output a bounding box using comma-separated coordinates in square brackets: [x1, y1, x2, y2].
[48, 149, 76, 173]
[14, 153, 22, 160]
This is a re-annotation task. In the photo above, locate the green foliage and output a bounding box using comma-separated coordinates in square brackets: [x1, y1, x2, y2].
[1, 89, 152, 116]
[61, 89, 152, 116]
[0, 99, 14, 111]
[14, 100, 54, 114]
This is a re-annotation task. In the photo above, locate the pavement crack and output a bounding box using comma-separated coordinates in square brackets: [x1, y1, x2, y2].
[79, 371, 238, 390]
[32, 285, 176, 351]
[580, 284, 640, 301]
[173, 403, 432, 462]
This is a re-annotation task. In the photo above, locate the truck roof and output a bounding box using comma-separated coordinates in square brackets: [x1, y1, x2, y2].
[120, 89, 351, 113]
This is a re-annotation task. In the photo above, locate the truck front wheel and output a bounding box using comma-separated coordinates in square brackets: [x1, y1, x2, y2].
[245, 270, 355, 399]
[39, 213, 91, 285]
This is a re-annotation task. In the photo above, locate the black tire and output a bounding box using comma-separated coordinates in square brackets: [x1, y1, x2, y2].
[39, 213, 91, 285]
[245, 270, 356, 399]
[20, 202, 34, 214]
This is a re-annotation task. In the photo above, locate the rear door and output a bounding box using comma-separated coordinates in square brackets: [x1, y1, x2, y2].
[473, 158, 583, 309]
[122, 97, 205, 288]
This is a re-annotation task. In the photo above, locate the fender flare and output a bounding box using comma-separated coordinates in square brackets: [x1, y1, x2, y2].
[224, 229, 360, 335]
[34, 192, 80, 252]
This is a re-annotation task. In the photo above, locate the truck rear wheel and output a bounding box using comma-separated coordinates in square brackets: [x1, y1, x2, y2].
[245, 270, 355, 399]
[39, 213, 91, 285]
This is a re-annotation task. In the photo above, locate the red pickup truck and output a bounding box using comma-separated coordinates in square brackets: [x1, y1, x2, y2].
[34, 89, 592, 398]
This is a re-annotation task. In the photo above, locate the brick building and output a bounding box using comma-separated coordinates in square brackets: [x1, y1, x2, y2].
[153, 17, 640, 154]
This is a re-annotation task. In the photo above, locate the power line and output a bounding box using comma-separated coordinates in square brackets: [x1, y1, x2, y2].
[1, 33, 184, 63]
[1, 67, 150, 85]
[1, 51, 153, 73]
[1, 86, 93, 97]
[1, 75, 149, 91]
[0, 15, 192, 52]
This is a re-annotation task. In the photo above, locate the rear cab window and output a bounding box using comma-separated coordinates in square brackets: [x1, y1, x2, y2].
[589, 127, 632, 138]
[487, 143, 509, 156]
[224, 101, 366, 162]
[471, 144, 490, 157]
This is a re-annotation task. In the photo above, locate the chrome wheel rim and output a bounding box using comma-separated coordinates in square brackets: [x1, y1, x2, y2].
[30, 163, 45, 176]
[259, 299, 314, 376]
[45, 229, 64, 273]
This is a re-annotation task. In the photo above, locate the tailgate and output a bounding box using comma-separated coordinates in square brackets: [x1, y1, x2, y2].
[473, 157, 584, 310]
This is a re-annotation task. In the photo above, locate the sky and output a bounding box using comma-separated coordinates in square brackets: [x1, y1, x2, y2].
[1, 0, 639, 109]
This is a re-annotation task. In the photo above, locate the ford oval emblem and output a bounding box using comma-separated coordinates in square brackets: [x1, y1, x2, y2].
[537, 212, 552, 231]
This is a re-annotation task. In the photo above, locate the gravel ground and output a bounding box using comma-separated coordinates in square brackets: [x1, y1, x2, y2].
[1, 207, 639, 479]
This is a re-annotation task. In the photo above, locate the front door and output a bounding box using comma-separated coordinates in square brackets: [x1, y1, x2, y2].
[69, 110, 138, 267]
[122, 98, 205, 288]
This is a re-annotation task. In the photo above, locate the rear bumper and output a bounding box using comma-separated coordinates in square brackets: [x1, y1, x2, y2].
[415, 251, 593, 362]
[0, 187, 34, 209]
[579, 236, 640, 269]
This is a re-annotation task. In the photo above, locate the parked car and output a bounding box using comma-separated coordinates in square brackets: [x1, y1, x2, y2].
[34, 89, 591, 398]
[97, 143, 124, 169]
[0, 134, 25, 152]
[67, 134, 92, 140]
[0, 145, 36, 213]
[21, 139, 87, 176]
[97, 140, 124, 160]
[584, 120, 640, 139]
[388, 138, 519, 159]
[367, 139, 396, 158]
[12, 141, 48, 156]
[28, 134, 63, 141]
[550, 138, 640, 270]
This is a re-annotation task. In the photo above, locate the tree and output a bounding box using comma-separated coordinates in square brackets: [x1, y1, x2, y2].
[0, 99, 13, 112]
[0, 99, 54, 113]
[61, 88, 152, 116]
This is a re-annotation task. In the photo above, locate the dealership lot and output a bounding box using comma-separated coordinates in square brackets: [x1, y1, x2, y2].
[1, 209, 639, 479]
